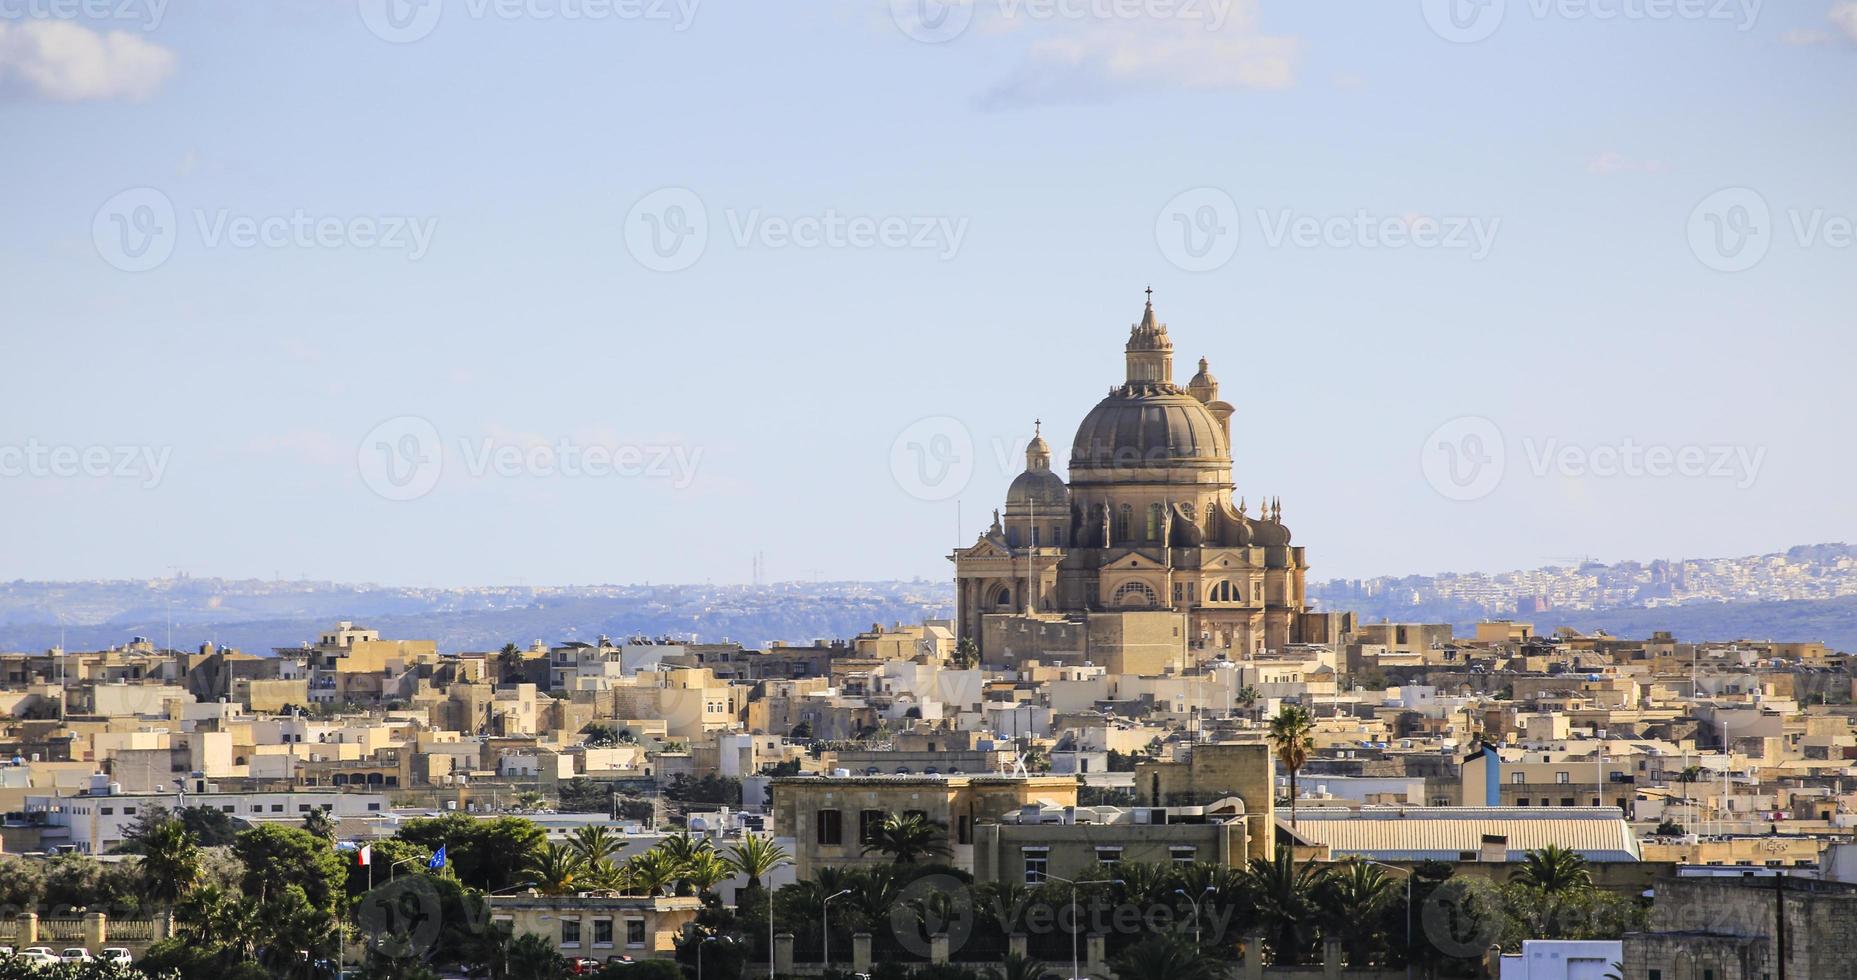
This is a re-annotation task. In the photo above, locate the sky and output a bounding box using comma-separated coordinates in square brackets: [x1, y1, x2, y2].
[1, 0, 1854, 588]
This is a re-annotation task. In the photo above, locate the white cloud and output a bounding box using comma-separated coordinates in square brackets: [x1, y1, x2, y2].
[0, 20, 175, 102]
[948, 0, 1300, 109]
[1832, 1, 1857, 41]
[1779, 27, 1834, 44]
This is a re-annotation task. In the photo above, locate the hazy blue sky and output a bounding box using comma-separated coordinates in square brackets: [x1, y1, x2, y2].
[2, 0, 1854, 587]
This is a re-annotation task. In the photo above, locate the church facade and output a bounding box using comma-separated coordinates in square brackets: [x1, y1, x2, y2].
[950, 296, 1346, 668]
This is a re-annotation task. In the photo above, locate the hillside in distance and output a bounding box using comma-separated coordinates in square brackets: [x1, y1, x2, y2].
[4, 544, 1856, 653]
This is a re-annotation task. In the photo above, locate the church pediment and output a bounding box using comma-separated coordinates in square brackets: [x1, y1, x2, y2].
[959, 539, 1011, 560]
[1102, 551, 1163, 572]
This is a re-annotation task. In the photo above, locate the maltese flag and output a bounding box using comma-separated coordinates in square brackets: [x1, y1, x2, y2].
[358, 844, 372, 867]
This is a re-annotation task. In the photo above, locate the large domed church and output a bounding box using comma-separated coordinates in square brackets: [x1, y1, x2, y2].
[951, 294, 1346, 669]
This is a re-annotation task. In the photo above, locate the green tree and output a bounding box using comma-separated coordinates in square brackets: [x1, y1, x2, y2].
[397, 813, 545, 892]
[1511, 845, 1592, 896]
[567, 825, 622, 866]
[950, 637, 979, 669]
[136, 818, 203, 912]
[0, 856, 47, 911]
[985, 952, 1046, 980]
[681, 850, 737, 896]
[1266, 703, 1316, 828]
[726, 834, 791, 890]
[301, 807, 339, 841]
[233, 824, 347, 913]
[627, 847, 684, 897]
[505, 931, 567, 980]
[1243, 847, 1326, 965]
[861, 813, 950, 864]
[1315, 859, 1395, 967]
[526, 842, 583, 896]
[497, 642, 526, 686]
[1107, 933, 1222, 980]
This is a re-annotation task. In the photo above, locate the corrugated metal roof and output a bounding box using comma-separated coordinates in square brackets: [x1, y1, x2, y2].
[1287, 807, 1640, 862]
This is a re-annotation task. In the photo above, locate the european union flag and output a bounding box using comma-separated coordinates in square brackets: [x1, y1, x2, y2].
[428, 845, 447, 870]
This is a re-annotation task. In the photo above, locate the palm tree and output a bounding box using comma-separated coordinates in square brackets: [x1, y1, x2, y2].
[301, 807, 337, 841]
[567, 825, 621, 867]
[1235, 686, 1261, 722]
[680, 851, 736, 896]
[1512, 845, 1592, 895]
[860, 813, 951, 864]
[659, 831, 714, 866]
[1267, 703, 1316, 827]
[136, 819, 202, 912]
[496, 642, 525, 685]
[951, 637, 979, 669]
[986, 952, 1046, 980]
[727, 834, 792, 890]
[1316, 859, 1394, 966]
[1107, 933, 1222, 980]
[627, 846, 684, 896]
[1244, 847, 1327, 965]
[526, 843, 583, 896]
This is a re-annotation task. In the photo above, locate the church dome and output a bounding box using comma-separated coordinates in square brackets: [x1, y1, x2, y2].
[1070, 391, 1228, 470]
[1069, 295, 1231, 478]
[1008, 422, 1069, 510]
[1006, 467, 1069, 510]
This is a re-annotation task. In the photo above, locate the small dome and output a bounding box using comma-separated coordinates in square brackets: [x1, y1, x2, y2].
[1006, 468, 1069, 511]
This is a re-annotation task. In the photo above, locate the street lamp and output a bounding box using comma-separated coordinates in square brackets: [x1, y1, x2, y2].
[1172, 886, 1216, 948]
[1355, 860, 1414, 980]
[822, 888, 852, 968]
[1039, 873, 1117, 980]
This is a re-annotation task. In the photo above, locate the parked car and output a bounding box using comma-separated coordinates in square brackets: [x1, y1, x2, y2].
[16, 948, 59, 966]
[100, 948, 133, 965]
[60, 947, 95, 963]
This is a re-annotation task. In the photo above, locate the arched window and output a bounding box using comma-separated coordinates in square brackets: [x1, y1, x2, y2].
[994, 587, 1013, 608]
[1115, 505, 1132, 542]
[1147, 503, 1163, 541]
[1112, 580, 1159, 608]
[1209, 580, 1237, 602]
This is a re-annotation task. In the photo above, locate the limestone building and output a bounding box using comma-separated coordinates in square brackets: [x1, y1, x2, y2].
[951, 295, 1346, 666]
